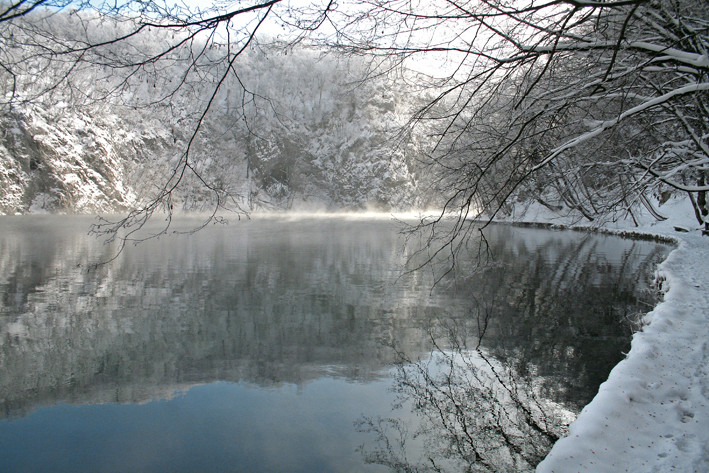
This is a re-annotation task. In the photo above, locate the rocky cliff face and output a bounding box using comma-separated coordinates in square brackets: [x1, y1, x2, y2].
[0, 17, 435, 215]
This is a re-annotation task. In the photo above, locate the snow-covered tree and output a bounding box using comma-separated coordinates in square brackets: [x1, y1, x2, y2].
[1, 0, 707, 243]
[0, 4, 434, 228]
[331, 0, 708, 243]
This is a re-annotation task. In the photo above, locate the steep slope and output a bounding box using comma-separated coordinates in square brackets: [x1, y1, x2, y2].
[0, 11, 433, 214]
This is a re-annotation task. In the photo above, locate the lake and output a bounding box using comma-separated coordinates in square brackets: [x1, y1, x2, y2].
[0, 215, 670, 472]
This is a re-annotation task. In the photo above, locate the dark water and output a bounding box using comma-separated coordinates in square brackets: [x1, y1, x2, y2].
[0, 216, 670, 472]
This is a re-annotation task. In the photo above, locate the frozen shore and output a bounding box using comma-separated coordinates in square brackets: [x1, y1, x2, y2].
[524, 199, 709, 472]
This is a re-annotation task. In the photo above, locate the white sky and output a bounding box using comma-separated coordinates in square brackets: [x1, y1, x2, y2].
[150, 0, 462, 77]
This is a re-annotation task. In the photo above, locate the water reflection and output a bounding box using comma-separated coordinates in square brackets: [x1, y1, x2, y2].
[1, 217, 434, 417]
[0, 217, 670, 472]
[447, 226, 666, 410]
[358, 225, 670, 472]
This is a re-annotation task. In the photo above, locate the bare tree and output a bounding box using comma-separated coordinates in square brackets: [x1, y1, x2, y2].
[1, 0, 341, 257]
[327, 0, 708, 247]
[2, 0, 707, 253]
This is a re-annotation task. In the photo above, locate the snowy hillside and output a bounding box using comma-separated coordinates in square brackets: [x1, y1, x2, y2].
[0, 12, 435, 215]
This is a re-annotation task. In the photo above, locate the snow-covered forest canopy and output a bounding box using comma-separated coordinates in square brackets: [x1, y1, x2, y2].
[0, 7, 435, 216]
[1, 0, 707, 238]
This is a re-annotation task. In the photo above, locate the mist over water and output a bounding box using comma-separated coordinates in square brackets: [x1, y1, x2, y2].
[0, 216, 670, 472]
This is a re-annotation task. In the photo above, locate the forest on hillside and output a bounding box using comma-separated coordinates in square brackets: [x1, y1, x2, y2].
[0, 15, 437, 214]
[0, 0, 707, 241]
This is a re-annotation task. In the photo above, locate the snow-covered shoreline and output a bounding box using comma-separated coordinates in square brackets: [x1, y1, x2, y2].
[528, 199, 709, 472]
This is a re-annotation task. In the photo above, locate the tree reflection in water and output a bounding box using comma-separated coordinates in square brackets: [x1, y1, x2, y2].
[358, 226, 670, 473]
[358, 324, 564, 473]
[0, 218, 669, 472]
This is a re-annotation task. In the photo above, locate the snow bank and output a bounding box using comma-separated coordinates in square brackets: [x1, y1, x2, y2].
[535, 199, 709, 472]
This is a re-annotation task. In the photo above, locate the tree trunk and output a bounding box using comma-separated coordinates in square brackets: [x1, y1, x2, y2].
[698, 174, 708, 234]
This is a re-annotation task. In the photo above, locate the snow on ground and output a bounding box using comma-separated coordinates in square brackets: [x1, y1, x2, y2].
[528, 198, 709, 472]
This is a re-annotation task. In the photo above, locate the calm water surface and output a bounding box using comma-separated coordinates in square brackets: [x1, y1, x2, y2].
[0, 216, 671, 472]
